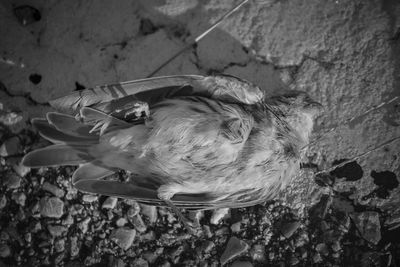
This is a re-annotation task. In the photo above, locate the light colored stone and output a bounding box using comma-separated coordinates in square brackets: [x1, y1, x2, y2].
[102, 197, 118, 209]
[47, 225, 67, 237]
[220, 237, 249, 265]
[42, 182, 65, 198]
[39, 197, 64, 218]
[82, 194, 98, 203]
[210, 208, 230, 225]
[140, 204, 157, 224]
[111, 228, 136, 250]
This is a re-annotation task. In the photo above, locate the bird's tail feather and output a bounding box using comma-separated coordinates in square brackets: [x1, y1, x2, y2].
[46, 112, 95, 138]
[72, 162, 116, 184]
[22, 144, 93, 167]
[32, 118, 98, 145]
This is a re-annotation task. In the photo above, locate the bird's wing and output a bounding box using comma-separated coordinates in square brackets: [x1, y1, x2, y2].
[49, 74, 265, 115]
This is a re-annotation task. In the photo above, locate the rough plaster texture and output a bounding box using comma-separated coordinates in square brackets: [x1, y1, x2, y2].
[0, 0, 399, 213]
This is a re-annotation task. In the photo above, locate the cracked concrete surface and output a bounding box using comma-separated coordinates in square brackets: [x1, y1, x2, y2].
[1, 0, 400, 248]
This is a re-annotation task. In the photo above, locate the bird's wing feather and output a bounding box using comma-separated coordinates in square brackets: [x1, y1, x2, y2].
[49, 75, 265, 115]
[74, 180, 266, 210]
[32, 118, 98, 145]
[72, 162, 116, 184]
[22, 144, 93, 167]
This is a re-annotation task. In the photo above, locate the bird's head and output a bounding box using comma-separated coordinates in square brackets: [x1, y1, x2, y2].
[268, 90, 323, 143]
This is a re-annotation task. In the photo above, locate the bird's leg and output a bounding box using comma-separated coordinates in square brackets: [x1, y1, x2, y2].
[157, 186, 198, 234]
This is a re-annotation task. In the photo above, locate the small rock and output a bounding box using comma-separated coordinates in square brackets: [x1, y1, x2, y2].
[279, 221, 300, 239]
[82, 194, 98, 203]
[250, 244, 266, 262]
[0, 111, 23, 126]
[0, 195, 7, 209]
[331, 241, 341, 252]
[78, 217, 91, 234]
[130, 214, 147, 233]
[127, 203, 141, 217]
[220, 237, 250, 265]
[140, 204, 158, 224]
[0, 244, 11, 258]
[47, 225, 67, 237]
[231, 261, 253, 267]
[111, 228, 136, 250]
[69, 236, 80, 257]
[140, 231, 156, 242]
[12, 162, 30, 177]
[203, 225, 213, 238]
[315, 243, 329, 256]
[312, 252, 322, 263]
[231, 222, 241, 233]
[132, 258, 148, 267]
[142, 251, 158, 264]
[351, 211, 381, 244]
[102, 197, 118, 209]
[201, 240, 215, 254]
[188, 210, 204, 226]
[116, 217, 128, 227]
[42, 182, 65, 198]
[54, 239, 65, 253]
[13, 5, 41, 25]
[62, 214, 74, 226]
[0, 136, 21, 157]
[211, 208, 230, 225]
[11, 192, 26, 206]
[39, 197, 64, 218]
[109, 256, 126, 267]
[3, 173, 21, 189]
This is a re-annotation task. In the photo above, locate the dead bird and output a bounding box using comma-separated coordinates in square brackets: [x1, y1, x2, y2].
[22, 74, 322, 228]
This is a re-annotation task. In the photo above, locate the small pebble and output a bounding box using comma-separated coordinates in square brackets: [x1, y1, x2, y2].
[140, 204, 158, 224]
[54, 239, 65, 253]
[69, 236, 80, 257]
[3, 173, 21, 189]
[0, 244, 11, 258]
[250, 244, 266, 262]
[131, 214, 147, 233]
[0, 195, 7, 209]
[231, 222, 242, 233]
[279, 221, 300, 239]
[116, 217, 128, 227]
[0, 136, 21, 156]
[39, 197, 64, 218]
[11, 192, 26, 206]
[82, 194, 98, 203]
[201, 240, 215, 254]
[42, 182, 65, 198]
[102, 197, 118, 209]
[111, 228, 136, 250]
[220, 237, 249, 265]
[47, 225, 67, 237]
[78, 217, 91, 234]
[315, 243, 329, 256]
[12, 161, 30, 177]
[210, 208, 230, 225]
